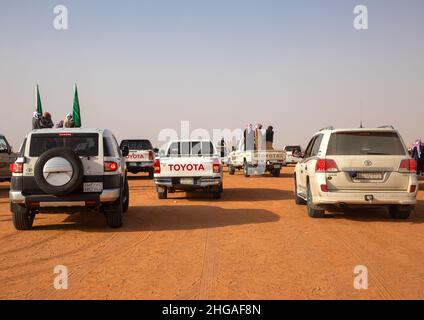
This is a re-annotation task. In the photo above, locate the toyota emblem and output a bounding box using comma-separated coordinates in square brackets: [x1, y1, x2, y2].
[364, 160, 373, 167]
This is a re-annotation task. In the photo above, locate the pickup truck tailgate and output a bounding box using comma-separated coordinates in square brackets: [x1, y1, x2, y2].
[159, 157, 215, 177]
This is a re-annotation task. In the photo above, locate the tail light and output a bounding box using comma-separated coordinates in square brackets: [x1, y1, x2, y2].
[10, 162, 23, 174]
[315, 159, 339, 172]
[213, 159, 221, 173]
[320, 184, 328, 192]
[410, 185, 417, 193]
[399, 159, 417, 173]
[149, 151, 154, 161]
[104, 161, 119, 172]
[154, 159, 161, 174]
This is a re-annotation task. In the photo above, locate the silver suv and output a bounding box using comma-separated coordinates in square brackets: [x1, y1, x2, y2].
[294, 127, 417, 219]
[9, 128, 130, 230]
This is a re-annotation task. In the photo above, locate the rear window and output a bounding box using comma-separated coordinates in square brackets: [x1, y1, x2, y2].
[326, 132, 405, 156]
[167, 141, 215, 157]
[30, 133, 99, 157]
[285, 146, 301, 152]
[121, 140, 152, 150]
[0, 136, 8, 152]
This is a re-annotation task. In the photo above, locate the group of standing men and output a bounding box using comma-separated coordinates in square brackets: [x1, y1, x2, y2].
[244, 124, 275, 151]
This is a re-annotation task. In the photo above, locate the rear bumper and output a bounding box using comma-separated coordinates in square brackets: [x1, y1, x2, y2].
[9, 188, 120, 207]
[155, 177, 222, 189]
[315, 191, 417, 206]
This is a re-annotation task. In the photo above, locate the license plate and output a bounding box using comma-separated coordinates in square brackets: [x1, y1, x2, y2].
[180, 178, 194, 185]
[84, 182, 103, 193]
[356, 172, 383, 180]
[274, 164, 281, 169]
[129, 162, 138, 166]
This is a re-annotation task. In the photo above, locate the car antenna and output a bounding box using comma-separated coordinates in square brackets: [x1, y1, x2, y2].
[359, 100, 364, 128]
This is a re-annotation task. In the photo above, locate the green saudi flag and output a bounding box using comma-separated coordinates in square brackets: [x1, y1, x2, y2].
[36, 84, 43, 114]
[72, 84, 82, 128]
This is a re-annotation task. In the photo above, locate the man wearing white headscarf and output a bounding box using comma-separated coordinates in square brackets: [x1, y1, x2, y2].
[64, 113, 75, 128]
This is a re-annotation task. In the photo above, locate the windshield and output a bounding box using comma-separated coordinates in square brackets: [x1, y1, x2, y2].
[121, 140, 152, 150]
[326, 132, 406, 156]
[167, 141, 215, 157]
[30, 133, 99, 157]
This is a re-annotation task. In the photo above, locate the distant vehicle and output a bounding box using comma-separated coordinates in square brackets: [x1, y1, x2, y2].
[284, 145, 302, 165]
[154, 140, 223, 199]
[228, 136, 286, 177]
[216, 139, 230, 165]
[0, 134, 17, 182]
[294, 127, 417, 219]
[120, 139, 155, 178]
[9, 128, 130, 230]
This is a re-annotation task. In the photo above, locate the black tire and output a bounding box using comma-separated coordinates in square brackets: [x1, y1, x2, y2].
[212, 191, 221, 199]
[148, 168, 154, 179]
[228, 164, 235, 175]
[104, 196, 124, 228]
[294, 176, 306, 205]
[11, 203, 35, 230]
[307, 183, 325, 218]
[389, 206, 411, 219]
[157, 187, 167, 199]
[34, 147, 84, 196]
[243, 161, 250, 177]
[272, 168, 281, 177]
[123, 178, 129, 213]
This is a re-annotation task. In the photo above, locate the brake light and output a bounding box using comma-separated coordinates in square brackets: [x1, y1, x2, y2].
[213, 159, 221, 173]
[315, 159, 338, 172]
[104, 161, 119, 172]
[58, 133, 72, 137]
[149, 151, 154, 161]
[320, 184, 328, 192]
[410, 185, 417, 193]
[10, 162, 23, 174]
[154, 159, 161, 174]
[399, 159, 417, 173]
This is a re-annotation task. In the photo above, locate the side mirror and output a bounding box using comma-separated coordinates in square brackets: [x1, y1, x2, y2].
[153, 148, 159, 154]
[121, 145, 129, 157]
[7, 146, 12, 154]
[232, 146, 236, 152]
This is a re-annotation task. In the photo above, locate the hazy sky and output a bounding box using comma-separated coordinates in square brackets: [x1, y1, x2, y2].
[0, 0, 423, 150]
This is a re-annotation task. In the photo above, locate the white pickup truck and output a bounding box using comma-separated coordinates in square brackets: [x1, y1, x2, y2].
[228, 136, 286, 177]
[154, 140, 223, 199]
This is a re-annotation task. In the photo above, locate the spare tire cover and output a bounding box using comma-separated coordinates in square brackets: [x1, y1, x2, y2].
[34, 147, 84, 196]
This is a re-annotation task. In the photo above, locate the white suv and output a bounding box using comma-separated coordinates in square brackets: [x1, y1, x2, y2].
[294, 127, 417, 219]
[9, 128, 130, 230]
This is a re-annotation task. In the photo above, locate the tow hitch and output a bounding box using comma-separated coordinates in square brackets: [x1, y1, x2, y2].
[365, 195, 374, 202]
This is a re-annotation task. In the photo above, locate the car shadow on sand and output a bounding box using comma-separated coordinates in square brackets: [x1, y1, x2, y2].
[324, 200, 424, 224]
[175, 188, 292, 202]
[31, 205, 280, 232]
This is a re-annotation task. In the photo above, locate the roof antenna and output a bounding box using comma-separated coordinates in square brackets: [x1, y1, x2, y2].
[359, 100, 364, 128]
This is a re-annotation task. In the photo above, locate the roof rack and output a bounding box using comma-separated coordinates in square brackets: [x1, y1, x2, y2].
[378, 125, 395, 129]
[319, 126, 334, 131]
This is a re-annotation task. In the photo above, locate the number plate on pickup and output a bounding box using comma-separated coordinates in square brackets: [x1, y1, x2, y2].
[180, 178, 194, 185]
[84, 182, 103, 193]
[356, 172, 384, 180]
